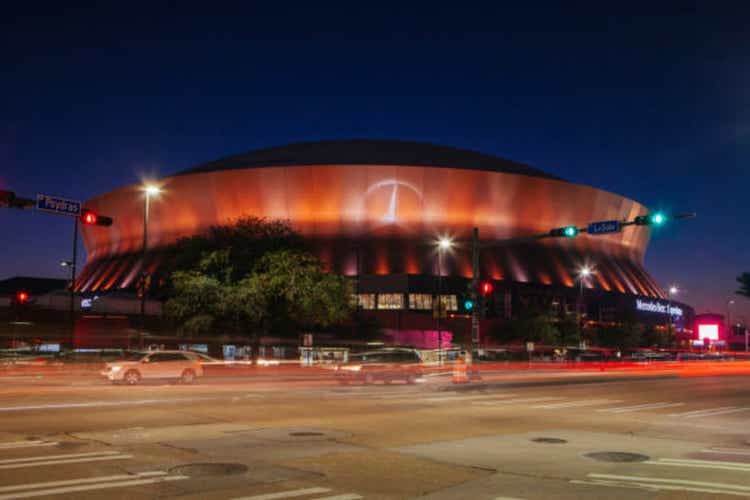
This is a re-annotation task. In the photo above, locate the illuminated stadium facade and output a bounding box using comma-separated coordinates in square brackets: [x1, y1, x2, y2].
[75, 140, 693, 344]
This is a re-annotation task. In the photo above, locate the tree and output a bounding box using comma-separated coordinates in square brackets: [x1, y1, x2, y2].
[556, 315, 581, 346]
[238, 250, 353, 334]
[155, 216, 307, 297]
[164, 248, 353, 344]
[737, 272, 750, 299]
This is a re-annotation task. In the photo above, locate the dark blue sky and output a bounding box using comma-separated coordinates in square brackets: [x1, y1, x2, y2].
[2, 4, 748, 319]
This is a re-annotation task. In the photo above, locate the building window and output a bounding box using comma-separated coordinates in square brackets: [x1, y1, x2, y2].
[439, 294, 458, 312]
[377, 293, 404, 310]
[408, 294, 433, 310]
[357, 294, 376, 310]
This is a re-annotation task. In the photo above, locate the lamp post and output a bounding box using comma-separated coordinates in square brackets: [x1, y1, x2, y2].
[576, 266, 593, 344]
[141, 185, 161, 329]
[726, 299, 735, 333]
[436, 237, 452, 363]
[667, 285, 679, 340]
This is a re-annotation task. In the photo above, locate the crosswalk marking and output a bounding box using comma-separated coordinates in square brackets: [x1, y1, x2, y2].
[0, 471, 166, 493]
[0, 474, 187, 499]
[0, 451, 132, 470]
[645, 457, 750, 472]
[233, 487, 332, 500]
[596, 402, 685, 413]
[572, 472, 750, 497]
[532, 399, 621, 409]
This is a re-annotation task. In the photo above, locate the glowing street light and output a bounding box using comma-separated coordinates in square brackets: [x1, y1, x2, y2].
[438, 237, 453, 250]
[140, 183, 162, 328]
[435, 236, 453, 363]
[668, 285, 679, 296]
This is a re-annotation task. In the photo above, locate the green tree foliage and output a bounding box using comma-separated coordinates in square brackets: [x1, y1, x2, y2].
[163, 217, 352, 339]
[556, 315, 581, 346]
[156, 216, 306, 293]
[737, 272, 750, 299]
[595, 321, 644, 349]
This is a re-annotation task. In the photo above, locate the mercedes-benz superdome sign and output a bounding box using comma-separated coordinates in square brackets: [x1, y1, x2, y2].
[635, 298, 683, 318]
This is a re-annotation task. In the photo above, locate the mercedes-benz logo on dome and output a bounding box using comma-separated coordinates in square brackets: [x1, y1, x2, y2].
[363, 178, 424, 226]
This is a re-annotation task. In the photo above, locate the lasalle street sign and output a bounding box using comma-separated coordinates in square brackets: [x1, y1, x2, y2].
[587, 220, 621, 235]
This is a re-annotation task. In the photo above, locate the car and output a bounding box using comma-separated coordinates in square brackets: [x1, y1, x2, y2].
[102, 350, 205, 385]
[335, 348, 423, 385]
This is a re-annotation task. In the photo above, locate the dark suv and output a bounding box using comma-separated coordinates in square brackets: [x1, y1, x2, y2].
[335, 349, 423, 385]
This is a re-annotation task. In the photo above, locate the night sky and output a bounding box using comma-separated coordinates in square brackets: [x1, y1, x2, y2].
[2, 4, 748, 320]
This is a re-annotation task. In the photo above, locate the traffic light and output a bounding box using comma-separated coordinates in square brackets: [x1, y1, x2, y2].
[480, 281, 494, 296]
[549, 225, 579, 238]
[634, 212, 667, 226]
[463, 298, 475, 312]
[80, 209, 113, 226]
[16, 291, 28, 304]
[0, 190, 34, 209]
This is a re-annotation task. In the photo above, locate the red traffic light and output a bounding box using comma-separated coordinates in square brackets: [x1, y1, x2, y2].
[82, 211, 98, 224]
[16, 291, 28, 304]
[80, 209, 113, 226]
[480, 281, 494, 296]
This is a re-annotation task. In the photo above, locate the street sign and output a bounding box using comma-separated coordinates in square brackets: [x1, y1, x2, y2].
[526, 341, 535, 352]
[36, 194, 81, 217]
[587, 220, 621, 235]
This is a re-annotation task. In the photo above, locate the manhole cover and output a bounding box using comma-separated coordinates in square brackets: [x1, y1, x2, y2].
[169, 463, 248, 477]
[531, 437, 568, 444]
[289, 432, 325, 437]
[584, 452, 650, 463]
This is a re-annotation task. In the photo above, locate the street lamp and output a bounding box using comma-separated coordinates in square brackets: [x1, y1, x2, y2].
[435, 237, 453, 363]
[140, 184, 161, 328]
[666, 284, 679, 340]
[576, 266, 594, 345]
[727, 299, 735, 332]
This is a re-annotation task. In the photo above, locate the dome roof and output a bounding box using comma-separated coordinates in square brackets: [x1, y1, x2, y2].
[175, 139, 562, 180]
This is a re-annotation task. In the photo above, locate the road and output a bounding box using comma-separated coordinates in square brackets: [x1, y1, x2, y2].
[0, 369, 749, 499]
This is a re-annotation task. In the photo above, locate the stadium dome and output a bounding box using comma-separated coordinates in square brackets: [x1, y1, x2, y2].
[76, 140, 662, 300]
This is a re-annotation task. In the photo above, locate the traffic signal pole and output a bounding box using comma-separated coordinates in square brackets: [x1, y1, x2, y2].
[69, 217, 78, 347]
[471, 227, 480, 359]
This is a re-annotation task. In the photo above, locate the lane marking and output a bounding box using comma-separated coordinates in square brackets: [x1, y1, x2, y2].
[0, 442, 58, 449]
[0, 471, 165, 493]
[313, 494, 362, 500]
[532, 399, 621, 409]
[0, 451, 121, 464]
[233, 488, 332, 500]
[701, 448, 750, 456]
[596, 402, 684, 413]
[669, 406, 736, 418]
[0, 397, 216, 412]
[473, 397, 564, 406]
[682, 407, 750, 419]
[424, 394, 517, 403]
[0, 475, 187, 499]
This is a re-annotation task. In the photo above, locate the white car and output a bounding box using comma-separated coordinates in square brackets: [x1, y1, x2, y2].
[102, 351, 205, 385]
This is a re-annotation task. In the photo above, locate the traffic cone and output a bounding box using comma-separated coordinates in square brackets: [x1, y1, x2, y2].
[452, 357, 469, 384]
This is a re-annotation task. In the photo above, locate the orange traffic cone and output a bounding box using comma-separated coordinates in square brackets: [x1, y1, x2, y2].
[452, 357, 469, 384]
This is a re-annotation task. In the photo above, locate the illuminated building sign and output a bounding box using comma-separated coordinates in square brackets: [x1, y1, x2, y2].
[635, 299, 683, 318]
[698, 324, 719, 341]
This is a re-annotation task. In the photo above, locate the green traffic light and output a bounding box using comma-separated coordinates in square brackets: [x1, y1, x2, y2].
[564, 226, 578, 237]
[464, 300, 474, 311]
[650, 213, 666, 225]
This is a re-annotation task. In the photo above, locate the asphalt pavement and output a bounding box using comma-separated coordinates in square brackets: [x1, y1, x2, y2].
[0, 368, 748, 498]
